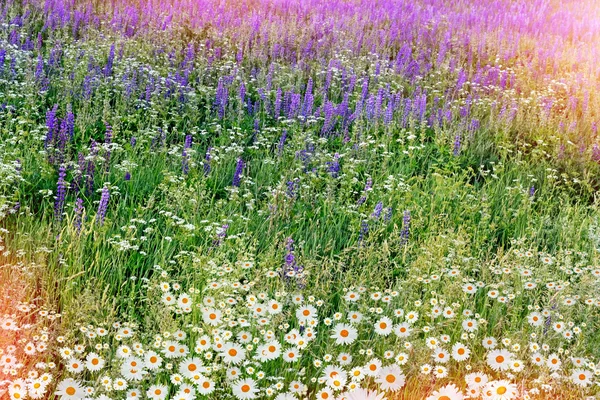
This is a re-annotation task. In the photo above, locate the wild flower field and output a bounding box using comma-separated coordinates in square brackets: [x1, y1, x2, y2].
[2, 0, 600, 399]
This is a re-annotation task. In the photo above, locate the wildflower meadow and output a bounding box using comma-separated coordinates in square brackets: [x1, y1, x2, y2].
[2, 0, 600, 399]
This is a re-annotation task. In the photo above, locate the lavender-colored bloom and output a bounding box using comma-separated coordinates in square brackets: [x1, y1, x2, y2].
[232, 157, 245, 187]
[357, 177, 373, 206]
[96, 186, 110, 225]
[384, 207, 393, 222]
[371, 201, 383, 219]
[124, 172, 131, 181]
[184, 134, 192, 149]
[327, 153, 340, 178]
[45, 104, 59, 149]
[65, 105, 75, 139]
[358, 220, 369, 244]
[203, 147, 212, 176]
[400, 210, 411, 245]
[281, 237, 305, 286]
[74, 197, 84, 234]
[130, 136, 136, 148]
[214, 224, 229, 246]
[103, 123, 113, 171]
[277, 130, 287, 156]
[453, 133, 461, 156]
[529, 186, 535, 197]
[54, 166, 67, 223]
[104, 44, 115, 77]
[0, 49, 6, 76]
[286, 179, 300, 198]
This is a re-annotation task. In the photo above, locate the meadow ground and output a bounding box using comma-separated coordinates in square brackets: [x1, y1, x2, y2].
[1, 0, 600, 399]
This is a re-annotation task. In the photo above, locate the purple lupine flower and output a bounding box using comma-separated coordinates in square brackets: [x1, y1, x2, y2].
[453, 133, 461, 156]
[104, 123, 113, 169]
[327, 153, 340, 178]
[286, 179, 300, 199]
[203, 147, 212, 176]
[529, 186, 535, 197]
[277, 130, 287, 156]
[130, 136, 136, 148]
[65, 105, 75, 139]
[182, 134, 192, 175]
[371, 201, 383, 219]
[214, 224, 229, 246]
[232, 157, 245, 187]
[274, 87, 282, 118]
[124, 172, 131, 181]
[358, 220, 369, 245]
[104, 44, 115, 77]
[9, 202, 20, 214]
[400, 210, 411, 245]
[74, 197, 84, 234]
[56, 117, 69, 165]
[54, 166, 67, 223]
[281, 237, 305, 286]
[35, 54, 44, 82]
[592, 144, 600, 163]
[384, 207, 393, 222]
[96, 186, 110, 225]
[184, 134, 192, 150]
[0, 49, 6, 76]
[239, 81, 246, 103]
[357, 177, 372, 205]
[45, 104, 59, 149]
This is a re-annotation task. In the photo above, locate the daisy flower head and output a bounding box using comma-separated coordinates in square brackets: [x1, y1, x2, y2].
[232, 378, 259, 399]
[345, 388, 386, 400]
[221, 343, 246, 364]
[375, 365, 405, 392]
[452, 342, 471, 362]
[146, 385, 168, 400]
[465, 372, 488, 388]
[296, 304, 317, 322]
[486, 349, 512, 371]
[373, 317, 393, 336]
[571, 369, 593, 387]
[55, 379, 85, 400]
[426, 383, 463, 400]
[364, 358, 382, 377]
[331, 324, 358, 345]
[482, 380, 517, 400]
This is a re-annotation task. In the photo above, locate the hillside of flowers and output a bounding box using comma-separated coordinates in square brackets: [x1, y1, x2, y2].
[2, 0, 600, 399]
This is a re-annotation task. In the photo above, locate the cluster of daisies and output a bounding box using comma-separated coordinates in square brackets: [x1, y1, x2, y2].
[2, 247, 600, 400]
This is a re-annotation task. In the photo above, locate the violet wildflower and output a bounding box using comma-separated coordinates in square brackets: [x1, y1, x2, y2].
[327, 153, 341, 178]
[203, 147, 212, 176]
[286, 179, 300, 199]
[104, 44, 115, 77]
[54, 165, 68, 223]
[372, 201, 383, 219]
[104, 123, 113, 170]
[232, 157, 244, 187]
[453, 133, 461, 156]
[357, 177, 372, 205]
[384, 207, 393, 222]
[400, 210, 411, 245]
[74, 197, 84, 234]
[277, 130, 287, 156]
[214, 224, 229, 246]
[358, 220, 369, 245]
[96, 186, 110, 225]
